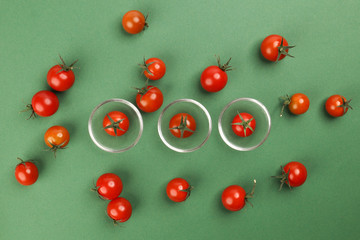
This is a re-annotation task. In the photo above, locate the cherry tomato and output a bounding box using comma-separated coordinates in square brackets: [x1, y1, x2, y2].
[273, 162, 307, 190]
[47, 55, 78, 91]
[103, 111, 129, 136]
[221, 180, 256, 211]
[44, 126, 70, 157]
[280, 93, 310, 117]
[166, 178, 193, 202]
[325, 95, 352, 117]
[15, 158, 38, 186]
[140, 57, 166, 80]
[94, 173, 123, 200]
[169, 113, 196, 138]
[107, 197, 132, 223]
[122, 10, 148, 34]
[231, 112, 256, 137]
[28, 90, 59, 118]
[135, 85, 163, 112]
[200, 56, 232, 92]
[261, 35, 295, 62]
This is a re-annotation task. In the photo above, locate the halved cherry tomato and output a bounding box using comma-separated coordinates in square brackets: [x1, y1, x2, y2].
[169, 113, 196, 138]
[325, 95, 352, 117]
[231, 112, 256, 137]
[103, 111, 129, 136]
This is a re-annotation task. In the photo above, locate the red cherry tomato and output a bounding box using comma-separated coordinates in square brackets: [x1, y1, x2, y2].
[29, 90, 59, 118]
[221, 180, 256, 211]
[325, 95, 352, 117]
[169, 113, 196, 138]
[166, 178, 193, 202]
[135, 85, 163, 112]
[107, 197, 132, 223]
[231, 112, 256, 137]
[200, 56, 232, 92]
[94, 173, 123, 200]
[261, 35, 295, 62]
[273, 162, 307, 190]
[47, 56, 78, 91]
[44, 126, 70, 157]
[280, 93, 310, 117]
[140, 57, 166, 80]
[122, 10, 147, 34]
[15, 158, 38, 186]
[103, 111, 130, 136]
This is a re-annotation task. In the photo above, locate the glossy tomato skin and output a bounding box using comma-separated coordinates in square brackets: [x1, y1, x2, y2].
[289, 93, 310, 115]
[231, 112, 256, 137]
[102, 111, 130, 136]
[200, 66, 228, 92]
[136, 86, 163, 112]
[325, 95, 348, 117]
[144, 58, 166, 80]
[96, 173, 123, 200]
[107, 197, 132, 222]
[261, 34, 289, 61]
[122, 10, 146, 34]
[31, 90, 59, 117]
[44, 126, 70, 148]
[284, 162, 307, 187]
[15, 161, 39, 186]
[166, 178, 191, 202]
[169, 113, 196, 138]
[222, 185, 246, 211]
[47, 65, 75, 91]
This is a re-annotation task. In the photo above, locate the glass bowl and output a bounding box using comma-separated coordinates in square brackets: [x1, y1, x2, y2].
[157, 99, 212, 153]
[218, 98, 271, 151]
[88, 99, 143, 153]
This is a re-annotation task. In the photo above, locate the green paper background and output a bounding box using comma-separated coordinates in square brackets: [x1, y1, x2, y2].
[1, 0, 359, 239]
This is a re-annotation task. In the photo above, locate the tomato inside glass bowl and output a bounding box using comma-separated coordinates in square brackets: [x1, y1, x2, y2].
[158, 99, 212, 153]
[88, 99, 143, 153]
[218, 98, 271, 151]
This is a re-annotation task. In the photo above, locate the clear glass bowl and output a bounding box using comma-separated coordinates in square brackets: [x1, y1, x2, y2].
[88, 99, 143, 153]
[158, 99, 212, 153]
[218, 98, 271, 151]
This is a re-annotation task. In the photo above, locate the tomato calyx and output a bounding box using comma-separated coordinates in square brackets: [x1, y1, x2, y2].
[280, 94, 291, 117]
[57, 55, 79, 73]
[276, 38, 295, 62]
[170, 115, 195, 138]
[21, 104, 37, 120]
[138, 57, 155, 76]
[231, 112, 254, 137]
[339, 97, 353, 115]
[272, 166, 292, 191]
[47, 140, 67, 158]
[16, 157, 33, 165]
[90, 182, 108, 200]
[104, 114, 126, 136]
[216, 55, 232, 72]
[244, 179, 257, 207]
[179, 185, 194, 200]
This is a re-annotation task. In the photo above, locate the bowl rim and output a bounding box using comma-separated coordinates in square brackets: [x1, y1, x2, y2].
[88, 98, 143, 153]
[218, 97, 271, 151]
[157, 98, 212, 153]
